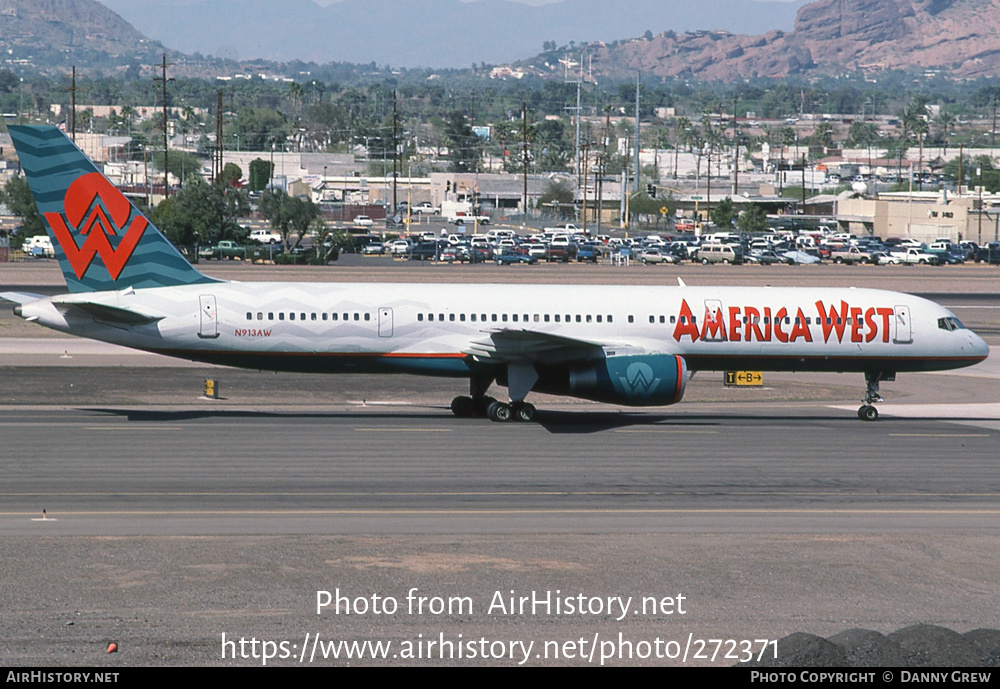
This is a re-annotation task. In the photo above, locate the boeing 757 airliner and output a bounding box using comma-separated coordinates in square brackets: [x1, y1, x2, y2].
[1, 126, 989, 421]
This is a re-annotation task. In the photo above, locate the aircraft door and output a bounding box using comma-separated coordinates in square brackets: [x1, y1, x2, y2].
[702, 299, 726, 341]
[378, 307, 393, 338]
[893, 304, 912, 344]
[198, 295, 220, 339]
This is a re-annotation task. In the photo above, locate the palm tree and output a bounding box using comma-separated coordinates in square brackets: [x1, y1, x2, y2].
[934, 111, 955, 155]
[673, 115, 691, 179]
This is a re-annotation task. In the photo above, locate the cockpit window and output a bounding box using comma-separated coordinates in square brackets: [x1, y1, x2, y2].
[937, 317, 966, 331]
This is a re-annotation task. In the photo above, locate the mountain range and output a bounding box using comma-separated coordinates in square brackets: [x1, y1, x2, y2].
[2, 0, 999, 83]
[560, 0, 1000, 80]
[92, 0, 808, 68]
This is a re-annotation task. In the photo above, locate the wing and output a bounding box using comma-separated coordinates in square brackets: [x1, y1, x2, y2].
[463, 328, 605, 363]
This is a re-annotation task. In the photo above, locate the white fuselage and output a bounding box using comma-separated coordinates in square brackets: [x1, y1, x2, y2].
[18, 282, 989, 378]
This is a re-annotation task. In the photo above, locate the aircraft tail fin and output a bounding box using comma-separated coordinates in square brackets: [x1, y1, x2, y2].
[8, 125, 218, 293]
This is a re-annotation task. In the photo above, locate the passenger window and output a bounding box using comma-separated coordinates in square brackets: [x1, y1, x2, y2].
[290, 313, 296, 321]
[246, 312, 252, 320]
[418, 314, 424, 322]
[279, 313, 285, 321]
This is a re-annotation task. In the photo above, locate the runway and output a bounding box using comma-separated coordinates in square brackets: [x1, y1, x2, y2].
[3, 404, 1000, 537]
[2, 262, 999, 666]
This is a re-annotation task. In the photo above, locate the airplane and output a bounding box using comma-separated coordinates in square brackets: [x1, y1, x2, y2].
[1, 125, 990, 422]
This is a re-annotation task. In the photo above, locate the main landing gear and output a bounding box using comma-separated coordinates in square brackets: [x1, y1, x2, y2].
[857, 371, 885, 421]
[450, 366, 539, 422]
[450, 396, 537, 422]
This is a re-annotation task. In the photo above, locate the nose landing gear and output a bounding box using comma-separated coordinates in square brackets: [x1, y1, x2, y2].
[857, 371, 886, 421]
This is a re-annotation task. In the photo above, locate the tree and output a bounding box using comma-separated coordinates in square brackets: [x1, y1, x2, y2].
[444, 111, 482, 173]
[0, 175, 44, 237]
[259, 189, 320, 249]
[736, 204, 768, 235]
[248, 158, 273, 192]
[219, 163, 243, 188]
[710, 197, 737, 229]
[152, 150, 204, 185]
[235, 107, 287, 150]
[150, 177, 250, 247]
[538, 178, 574, 218]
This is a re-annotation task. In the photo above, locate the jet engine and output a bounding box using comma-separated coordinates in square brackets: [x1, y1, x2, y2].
[531, 354, 687, 406]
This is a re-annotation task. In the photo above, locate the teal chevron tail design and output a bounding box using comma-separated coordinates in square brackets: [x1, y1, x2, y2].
[8, 125, 218, 293]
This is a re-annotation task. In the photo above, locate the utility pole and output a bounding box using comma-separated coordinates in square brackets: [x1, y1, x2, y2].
[153, 54, 174, 197]
[564, 54, 583, 181]
[522, 102, 529, 229]
[706, 144, 712, 221]
[992, 94, 998, 149]
[213, 90, 223, 184]
[580, 140, 592, 235]
[392, 90, 398, 212]
[732, 92, 739, 195]
[958, 144, 964, 193]
[633, 72, 640, 193]
[70, 66, 76, 142]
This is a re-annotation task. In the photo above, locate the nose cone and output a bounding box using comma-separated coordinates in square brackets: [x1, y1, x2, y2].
[965, 330, 990, 361]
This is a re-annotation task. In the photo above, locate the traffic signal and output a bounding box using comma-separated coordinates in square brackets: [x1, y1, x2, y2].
[647, 183, 656, 197]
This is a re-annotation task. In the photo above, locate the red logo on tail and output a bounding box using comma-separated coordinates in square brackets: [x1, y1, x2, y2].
[44, 172, 148, 280]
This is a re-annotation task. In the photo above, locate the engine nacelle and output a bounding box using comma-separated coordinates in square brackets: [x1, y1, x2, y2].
[533, 354, 687, 406]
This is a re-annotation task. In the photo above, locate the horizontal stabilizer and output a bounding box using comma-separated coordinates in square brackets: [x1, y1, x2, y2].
[52, 300, 164, 326]
[0, 291, 47, 306]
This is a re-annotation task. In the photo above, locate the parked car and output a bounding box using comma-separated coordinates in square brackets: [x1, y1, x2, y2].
[638, 249, 677, 264]
[496, 251, 538, 265]
[249, 228, 282, 245]
[353, 215, 374, 227]
[411, 202, 440, 215]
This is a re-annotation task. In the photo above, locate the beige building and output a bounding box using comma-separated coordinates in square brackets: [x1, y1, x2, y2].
[837, 191, 1000, 243]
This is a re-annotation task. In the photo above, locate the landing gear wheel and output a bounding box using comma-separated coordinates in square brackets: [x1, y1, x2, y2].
[487, 401, 512, 422]
[858, 404, 878, 421]
[473, 395, 496, 417]
[451, 395, 474, 417]
[512, 402, 536, 422]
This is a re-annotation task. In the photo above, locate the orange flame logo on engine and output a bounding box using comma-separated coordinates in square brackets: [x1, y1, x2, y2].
[44, 172, 148, 280]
